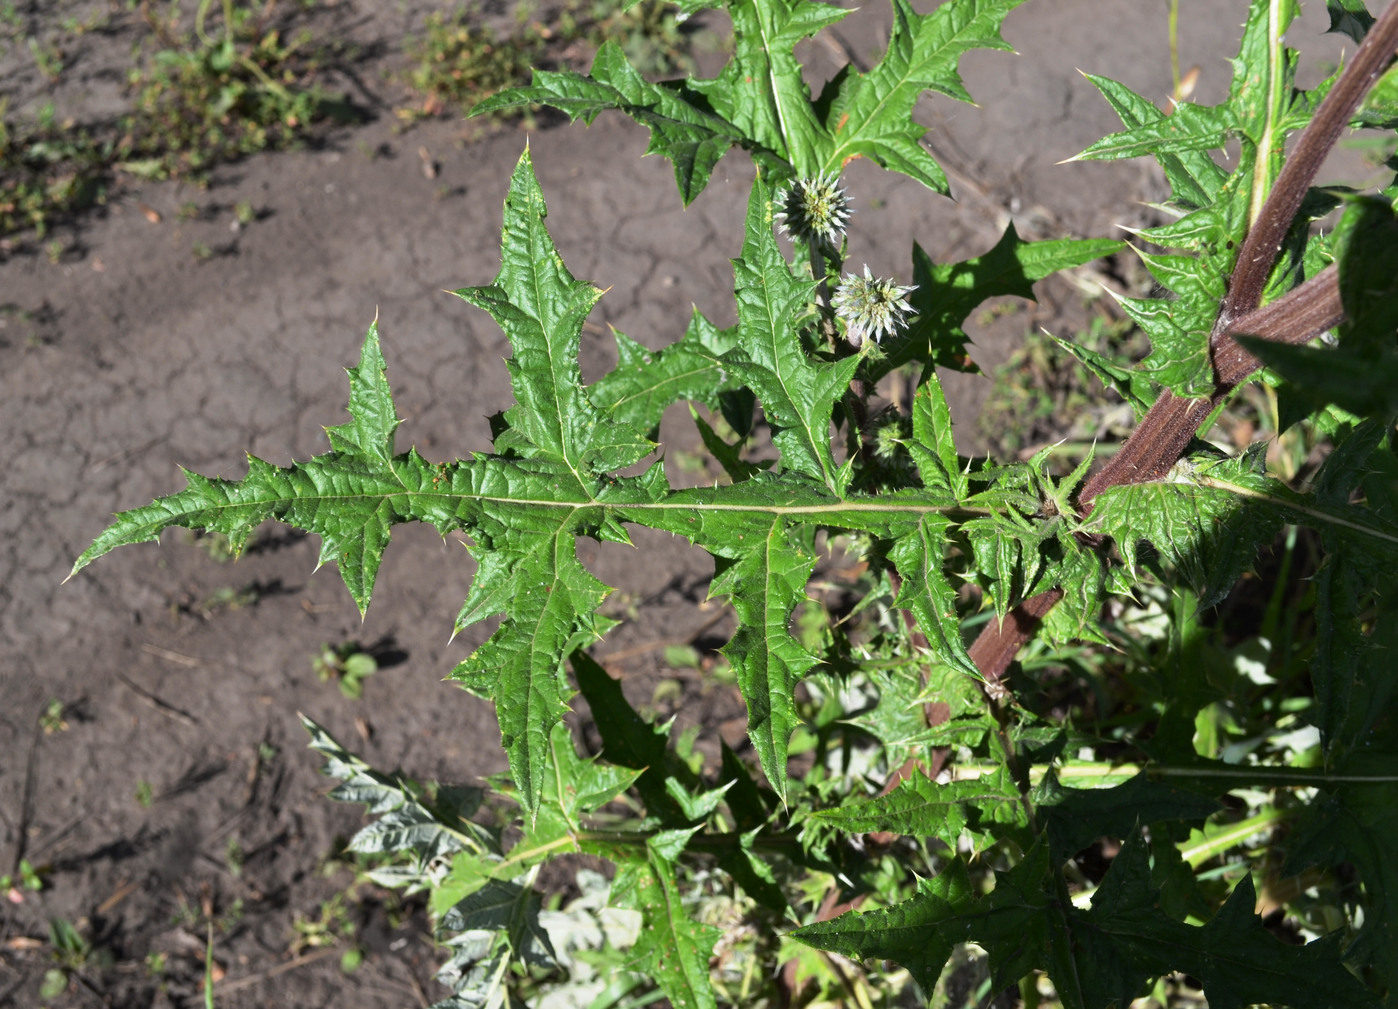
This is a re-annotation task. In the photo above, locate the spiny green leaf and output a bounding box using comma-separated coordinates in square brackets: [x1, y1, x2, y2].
[795, 845, 1060, 996]
[325, 317, 401, 462]
[1111, 247, 1224, 399]
[1051, 334, 1155, 417]
[724, 176, 857, 493]
[612, 840, 721, 1009]
[815, 0, 1026, 190]
[1034, 770, 1223, 859]
[791, 858, 976, 993]
[505, 722, 644, 863]
[302, 716, 493, 885]
[1090, 447, 1398, 610]
[1238, 337, 1398, 418]
[1283, 739, 1398, 993]
[799, 833, 1381, 1009]
[572, 650, 697, 825]
[1068, 832, 1381, 1009]
[711, 515, 820, 803]
[909, 375, 966, 498]
[693, 408, 763, 483]
[848, 663, 992, 757]
[813, 765, 1028, 849]
[1075, 0, 1316, 399]
[1242, 197, 1398, 418]
[687, 0, 848, 174]
[1085, 452, 1282, 608]
[439, 879, 558, 969]
[73, 322, 413, 614]
[589, 311, 741, 432]
[1078, 73, 1227, 211]
[889, 516, 978, 677]
[452, 147, 651, 473]
[1073, 102, 1237, 162]
[451, 529, 616, 815]
[471, 42, 761, 204]
[878, 225, 1122, 378]
[1328, 0, 1375, 42]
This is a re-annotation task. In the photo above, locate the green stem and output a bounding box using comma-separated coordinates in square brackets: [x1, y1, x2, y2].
[1178, 805, 1295, 868]
[944, 759, 1398, 789]
[1245, 0, 1288, 232]
[194, 0, 216, 48]
[1168, 0, 1181, 100]
[497, 825, 802, 875]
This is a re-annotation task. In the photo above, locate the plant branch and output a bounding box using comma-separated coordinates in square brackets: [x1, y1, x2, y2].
[1219, 0, 1398, 331]
[965, 1, 1398, 683]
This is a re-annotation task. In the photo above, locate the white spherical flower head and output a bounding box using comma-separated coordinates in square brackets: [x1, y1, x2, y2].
[832, 266, 916, 348]
[775, 173, 852, 249]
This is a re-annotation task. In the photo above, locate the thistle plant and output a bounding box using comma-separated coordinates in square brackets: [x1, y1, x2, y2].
[72, 0, 1398, 1006]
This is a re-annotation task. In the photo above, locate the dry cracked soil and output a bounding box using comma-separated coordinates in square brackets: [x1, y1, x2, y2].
[0, 1, 1373, 1006]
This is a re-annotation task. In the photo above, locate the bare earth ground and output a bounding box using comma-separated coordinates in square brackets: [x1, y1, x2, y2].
[0, 2, 1370, 1006]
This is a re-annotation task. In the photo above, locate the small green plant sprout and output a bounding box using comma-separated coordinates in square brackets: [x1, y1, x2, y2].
[144, 950, 168, 977]
[203, 924, 217, 1009]
[290, 894, 355, 955]
[233, 200, 255, 226]
[402, 8, 539, 121]
[313, 641, 379, 699]
[73, 0, 1398, 1004]
[43, 917, 108, 998]
[38, 967, 67, 1002]
[2, 858, 44, 902]
[39, 698, 67, 734]
[26, 35, 63, 82]
[224, 836, 245, 876]
[134, 780, 154, 809]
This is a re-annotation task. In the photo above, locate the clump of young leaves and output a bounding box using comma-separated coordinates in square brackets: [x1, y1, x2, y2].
[74, 0, 1398, 1006]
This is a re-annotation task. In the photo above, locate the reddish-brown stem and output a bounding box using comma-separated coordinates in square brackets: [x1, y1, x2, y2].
[967, 588, 1064, 684]
[1079, 264, 1345, 502]
[1218, 2, 1398, 329]
[964, 2, 1398, 683]
[974, 268, 1347, 681]
[1211, 263, 1345, 386]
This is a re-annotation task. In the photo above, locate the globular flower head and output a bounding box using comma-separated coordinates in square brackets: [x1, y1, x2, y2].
[775, 173, 852, 249]
[831, 266, 915, 348]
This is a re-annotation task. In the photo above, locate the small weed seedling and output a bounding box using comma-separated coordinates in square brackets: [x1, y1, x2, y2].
[75, 0, 1398, 1006]
[38, 699, 67, 735]
[1, 858, 43, 902]
[312, 641, 379, 699]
